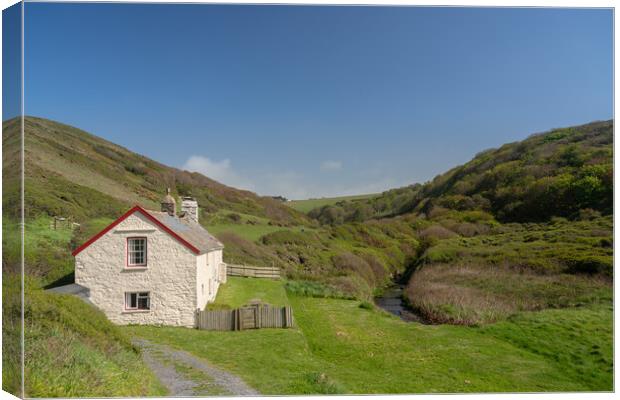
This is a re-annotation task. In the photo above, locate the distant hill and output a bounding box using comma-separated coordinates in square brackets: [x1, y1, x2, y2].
[287, 193, 379, 214]
[2, 116, 308, 225]
[308, 120, 613, 224]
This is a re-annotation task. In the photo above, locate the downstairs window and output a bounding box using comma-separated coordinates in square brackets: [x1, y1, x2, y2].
[125, 292, 150, 310]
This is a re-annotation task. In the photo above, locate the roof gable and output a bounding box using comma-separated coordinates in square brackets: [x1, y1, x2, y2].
[71, 205, 202, 256]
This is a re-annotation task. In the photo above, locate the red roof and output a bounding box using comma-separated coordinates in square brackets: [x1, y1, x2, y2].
[71, 205, 201, 256]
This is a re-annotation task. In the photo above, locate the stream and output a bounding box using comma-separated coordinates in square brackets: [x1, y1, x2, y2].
[374, 283, 426, 323]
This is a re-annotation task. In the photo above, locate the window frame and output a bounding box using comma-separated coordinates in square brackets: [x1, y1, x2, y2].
[124, 291, 151, 311]
[126, 236, 148, 268]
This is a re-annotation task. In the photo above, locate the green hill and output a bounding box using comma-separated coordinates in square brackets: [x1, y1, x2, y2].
[288, 193, 379, 213]
[3, 116, 308, 224]
[308, 120, 612, 224]
[301, 120, 613, 325]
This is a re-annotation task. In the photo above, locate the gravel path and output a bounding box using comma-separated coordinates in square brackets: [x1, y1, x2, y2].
[133, 338, 259, 397]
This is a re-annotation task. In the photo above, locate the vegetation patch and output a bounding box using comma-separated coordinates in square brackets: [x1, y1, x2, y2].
[406, 264, 611, 325]
[14, 286, 166, 397]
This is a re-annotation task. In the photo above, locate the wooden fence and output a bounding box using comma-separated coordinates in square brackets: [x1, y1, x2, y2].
[196, 304, 293, 331]
[227, 264, 281, 279]
[49, 216, 80, 230]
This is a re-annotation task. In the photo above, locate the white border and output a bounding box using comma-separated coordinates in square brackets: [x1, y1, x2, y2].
[0, 1, 616, 400]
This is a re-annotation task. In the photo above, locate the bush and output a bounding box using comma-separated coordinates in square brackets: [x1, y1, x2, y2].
[261, 230, 319, 246]
[305, 372, 346, 394]
[418, 225, 457, 240]
[562, 256, 612, 277]
[226, 213, 242, 223]
[332, 252, 377, 287]
[284, 280, 353, 300]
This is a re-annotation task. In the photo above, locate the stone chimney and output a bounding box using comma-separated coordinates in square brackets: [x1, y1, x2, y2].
[181, 196, 199, 222]
[161, 188, 176, 216]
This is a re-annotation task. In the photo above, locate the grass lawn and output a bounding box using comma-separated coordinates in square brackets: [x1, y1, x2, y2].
[288, 193, 378, 214]
[207, 223, 312, 243]
[211, 277, 290, 308]
[124, 278, 612, 394]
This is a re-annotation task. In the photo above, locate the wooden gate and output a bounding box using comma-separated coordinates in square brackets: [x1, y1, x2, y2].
[196, 304, 294, 331]
[237, 305, 258, 330]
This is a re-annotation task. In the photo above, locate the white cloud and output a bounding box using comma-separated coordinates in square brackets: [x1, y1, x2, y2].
[320, 160, 342, 172]
[182, 155, 408, 201]
[182, 155, 255, 191]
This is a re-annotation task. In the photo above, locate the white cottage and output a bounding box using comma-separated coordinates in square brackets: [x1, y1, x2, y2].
[72, 191, 226, 327]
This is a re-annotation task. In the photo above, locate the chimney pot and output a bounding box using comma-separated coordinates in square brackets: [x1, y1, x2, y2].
[181, 196, 199, 222]
[161, 187, 176, 216]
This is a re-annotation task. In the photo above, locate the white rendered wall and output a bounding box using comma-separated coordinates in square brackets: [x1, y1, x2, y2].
[195, 249, 224, 309]
[75, 212, 198, 327]
[196, 253, 208, 310]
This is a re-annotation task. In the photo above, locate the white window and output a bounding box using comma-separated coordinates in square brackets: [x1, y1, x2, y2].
[127, 237, 147, 266]
[125, 292, 150, 310]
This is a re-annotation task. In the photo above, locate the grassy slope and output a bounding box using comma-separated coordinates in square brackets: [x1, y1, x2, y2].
[292, 121, 613, 325]
[306, 120, 612, 225]
[406, 214, 613, 324]
[3, 116, 307, 225]
[2, 216, 166, 397]
[23, 289, 167, 397]
[288, 193, 379, 214]
[125, 277, 611, 394]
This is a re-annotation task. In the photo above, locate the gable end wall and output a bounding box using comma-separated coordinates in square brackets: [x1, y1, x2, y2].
[75, 212, 198, 327]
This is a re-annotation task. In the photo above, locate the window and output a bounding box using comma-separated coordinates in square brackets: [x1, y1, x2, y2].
[127, 237, 147, 266]
[125, 292, 150, 310]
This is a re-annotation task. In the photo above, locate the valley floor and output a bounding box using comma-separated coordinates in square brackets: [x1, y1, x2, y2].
[124, 277, 613, 394]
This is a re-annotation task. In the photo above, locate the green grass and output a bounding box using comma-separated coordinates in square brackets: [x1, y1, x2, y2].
[211, 276, 290, 308]
[480, 304, 613, 390]
[124, 278, 612, 394]
[3, 216, 75, 287]
[15, 286, 167, 397]
[288, 193, 379, 213]
[207, 223, 308, 243]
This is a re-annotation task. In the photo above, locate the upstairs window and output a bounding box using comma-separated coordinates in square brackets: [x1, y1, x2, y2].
[127, 237, 147, 267]
[125, 292, 150, 310]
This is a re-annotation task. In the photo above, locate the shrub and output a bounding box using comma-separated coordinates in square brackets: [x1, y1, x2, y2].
[261, 230, 319, 246]
[305, 372, 345, 394]
[284, 280, 353, 300]
[331, 252, 376, 287]
[562, 256, 612, 277]
[418, 225, 457, 240]
[226, 213, 242, 223]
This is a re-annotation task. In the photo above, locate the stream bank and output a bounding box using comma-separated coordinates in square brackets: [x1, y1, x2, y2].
[373, 281, 428, 323]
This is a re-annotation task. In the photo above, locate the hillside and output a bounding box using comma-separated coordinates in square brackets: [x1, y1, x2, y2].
[287, 193, 379, 214]
[300, 120, 613, 325]
[308, 120, 613, 224]
[2, 116, 308, 225]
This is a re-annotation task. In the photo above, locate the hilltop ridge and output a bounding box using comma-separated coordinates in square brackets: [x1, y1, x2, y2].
[307, 120, 613, 224]
[2, 116, 308, 225]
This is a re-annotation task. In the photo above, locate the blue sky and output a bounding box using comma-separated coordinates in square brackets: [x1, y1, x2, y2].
[9, 4, 614, 199]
